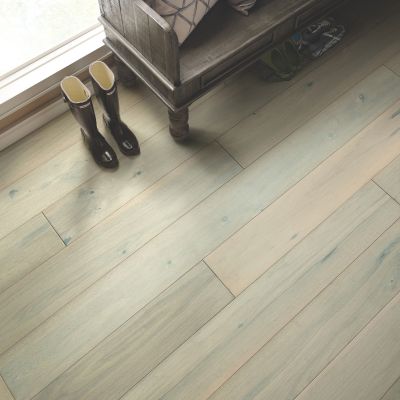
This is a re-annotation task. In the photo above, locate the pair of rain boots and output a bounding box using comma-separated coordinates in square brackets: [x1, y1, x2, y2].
[61, 61, 140, 169]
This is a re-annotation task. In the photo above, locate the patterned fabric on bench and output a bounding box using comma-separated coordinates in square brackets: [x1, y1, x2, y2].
[149, 0, 219, 44]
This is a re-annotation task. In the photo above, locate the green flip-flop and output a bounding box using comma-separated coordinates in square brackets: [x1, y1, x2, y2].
[260, 47, 294, 80]
[281, 40, 302, 71]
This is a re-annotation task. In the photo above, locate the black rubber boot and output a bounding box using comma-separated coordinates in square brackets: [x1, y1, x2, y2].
[60, 76, 119, 169]
[89, 61, 140, 156]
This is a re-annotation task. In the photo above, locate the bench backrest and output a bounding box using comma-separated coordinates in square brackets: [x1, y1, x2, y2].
[99, 0, 181, 84]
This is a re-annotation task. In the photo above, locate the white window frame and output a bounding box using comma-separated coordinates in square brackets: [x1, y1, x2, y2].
[0, 24, 110, 150]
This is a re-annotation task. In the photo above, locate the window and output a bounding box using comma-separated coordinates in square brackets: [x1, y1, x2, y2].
[0, 0, 109, 143]
[0, 0, 100, 78]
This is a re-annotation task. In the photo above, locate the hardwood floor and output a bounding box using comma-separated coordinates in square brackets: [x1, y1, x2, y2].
[0, 1, 399, 399]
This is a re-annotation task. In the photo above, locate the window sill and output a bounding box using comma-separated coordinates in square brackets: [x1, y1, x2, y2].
[0, 25, 111, 148]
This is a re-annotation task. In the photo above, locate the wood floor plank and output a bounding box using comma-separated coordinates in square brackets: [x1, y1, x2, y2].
[209, 217, 400, 400]
[116, 92, 168, 145]
[0, 376, 14, 400]
[0, 67, 397, 359]
[386, 51, 400, 75]
[0, 214, 64, 294]
[381, 377, 400, 400]
[114, 81, 150, 114]
[0, 142, 240, 356]
[120, 183, 400, 400]
[374, 156, 400, 203]
[218, 9, 400, 167]
[28, 262, 233, 400]
[0, 113, 79, 192]
[207, 97, 400, 295]
[0, 139, 99, 240]
[44, 128, 206, 244]
[296, 292, 400, 400]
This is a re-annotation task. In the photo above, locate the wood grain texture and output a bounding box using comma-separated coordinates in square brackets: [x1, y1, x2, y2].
[296, 292, 400, 400]
[209, 216, 400, 400]
[0, 376, 14, 400]
[218, 9, 400, 167]
[0, 140, 99, 240]
[0, 142, 240, 357]
[374, 155, 400, 203]
[0, 113, 79, 191]
[31, 263, 233, 400]
[381, 378, 400, 400]
[386, 51, 400, 75]
[99, 0, 124, 33]
[0, 214, 64, 294]
[44, 125, 204, 244]
[119, 0, 180, 84]
[207, 97, 400, 295]
[121, 182, 400, 400]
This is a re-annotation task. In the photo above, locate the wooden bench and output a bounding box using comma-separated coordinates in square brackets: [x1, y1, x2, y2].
[99, 0, 347, 140]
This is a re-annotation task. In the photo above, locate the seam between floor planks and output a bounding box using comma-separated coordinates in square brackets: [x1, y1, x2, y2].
[379, 376, 400, 400]
[0, 214, 66, 296]
[217, 5, 400, 168]
[373, 180, 400, 206]
[0, 374, 14, 400]
[204, 214, 400, 400]
[294, 291, 400, 400]
[202, 259, 236, 298]
[40, 212, 66, 247]
[222, 64, 400, 171]
[386, 65, 400, 77]
[0, 214, 65, 295]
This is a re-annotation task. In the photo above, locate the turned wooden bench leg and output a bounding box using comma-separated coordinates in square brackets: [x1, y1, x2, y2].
[168, 108, 189, 141]
[114, 56, 138, 88]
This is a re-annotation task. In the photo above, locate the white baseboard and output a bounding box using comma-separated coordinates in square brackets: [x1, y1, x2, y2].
[0, 99, 68, 151]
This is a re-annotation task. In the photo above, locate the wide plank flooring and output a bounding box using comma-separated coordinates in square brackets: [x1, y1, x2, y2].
[0, 0, 399, 399]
